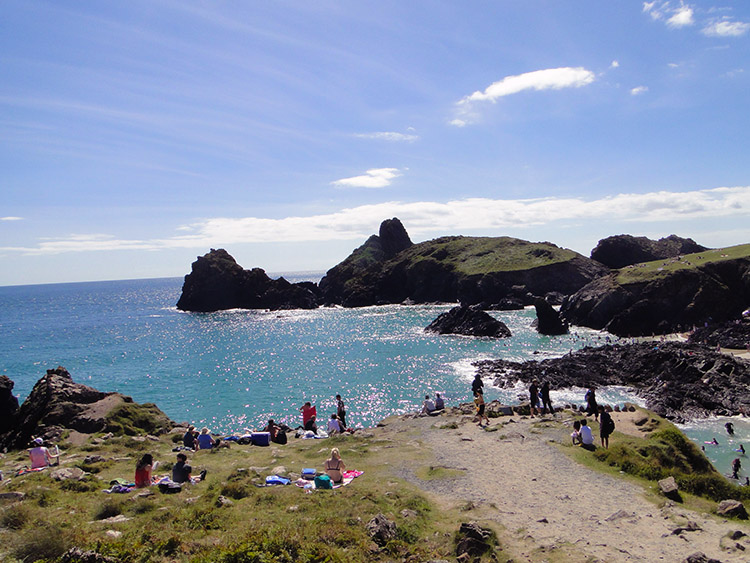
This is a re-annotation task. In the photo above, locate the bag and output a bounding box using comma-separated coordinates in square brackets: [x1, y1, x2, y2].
[314, 474, 332, 489]
[158, 481, 182, 494]
[301, 468, 316, 480]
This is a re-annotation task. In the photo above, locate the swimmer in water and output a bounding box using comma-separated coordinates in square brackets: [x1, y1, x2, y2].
[725, 421, 735, 435]
[712, 437, 719, 445]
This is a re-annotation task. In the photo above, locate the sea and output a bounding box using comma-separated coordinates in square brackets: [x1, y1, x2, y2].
[0, 275, 746, 481]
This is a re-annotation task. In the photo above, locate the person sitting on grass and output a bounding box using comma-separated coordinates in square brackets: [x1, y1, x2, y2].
[172, 453, 192, 483]
[300, 402, 318, 433]
[183, 425, 197, 449]
[579, 419, 595, 451]
[197, 427, 216, 450]
[29, 437, 58, 469]
[570, 420, 582, 445]
[135, 453, 157, 487]
[327, 413, 342, 434]
[324, 447, 346, 484]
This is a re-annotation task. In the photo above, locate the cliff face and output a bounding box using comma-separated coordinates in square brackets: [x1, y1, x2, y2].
[176, 249, 319, 312]
[319, 222, 608, 307]
[591, 234, 708, 269]
[562, 247, 750, 336]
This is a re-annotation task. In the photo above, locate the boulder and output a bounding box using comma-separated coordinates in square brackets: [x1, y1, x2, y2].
[60, 547, 118, 563]
[176, 249, 319, 312]
[51, 467, 86, 481]
[454, 522, 496, 559]
[425, 305, 512, 338]
[717, 499, 748, 519]
[591, 234, 708, 269]
[681, 552, 722, 563]
[366, 513, 397, 545]
[0, 367, 175, 451]
[532, 297, 568, 335]
[657, 476, 682, 502]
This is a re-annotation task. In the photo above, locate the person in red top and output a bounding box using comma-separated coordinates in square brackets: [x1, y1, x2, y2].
[300, 402, 318, 433]
[135, 453, 154, 487]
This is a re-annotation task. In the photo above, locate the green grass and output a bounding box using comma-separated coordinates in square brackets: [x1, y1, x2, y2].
[615, 243, 750, 284]
[395, 236, 578, 276]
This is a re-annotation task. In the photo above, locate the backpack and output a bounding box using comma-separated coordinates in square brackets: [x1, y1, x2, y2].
[158, 481, 182, 494]
[314, 474, 332, 489]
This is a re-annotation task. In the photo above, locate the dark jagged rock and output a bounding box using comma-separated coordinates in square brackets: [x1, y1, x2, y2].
[533, 297, 568, 335]
[425, 305, 512, 338]
[0, 375, 19, 435]
[688, 317, 750, 349]
[176, 249, 319, 312]
[473, 342, 750, 422]
[591, 234, 708, 269]
[562, 248, 750, 336]
[320, 220, 608, 307]
[0, 367, 174, 451]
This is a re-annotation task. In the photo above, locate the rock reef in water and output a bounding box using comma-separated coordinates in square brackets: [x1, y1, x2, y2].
[0, 367, 174, 451]
[532, 297, 568, 335]
[425, 305, 512, 338]
[562, 246, 750, 336]
[176, 248, 319, 312]
[591, 234, 708, 269]
[474, 341, 750, 422]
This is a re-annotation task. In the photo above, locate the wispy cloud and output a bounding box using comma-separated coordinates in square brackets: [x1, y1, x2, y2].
[451, 67, 595, 126]
[643, 2, 694, 28]
[3, 186, 748, 256]
[1, 216, 24, 221]
[702, 19, 750, 37]
[355, 131, 419, 142]
[630, 86, 649, 96]
[610, 60, 620, 69]
[331, 168, 402, 189]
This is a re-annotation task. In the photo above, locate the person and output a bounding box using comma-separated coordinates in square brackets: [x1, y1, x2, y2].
[324, 447, 346, 484]
[183, 425, 197, 449]
[739, 444, 746, 455]
[421, 395, 436, 414]
[434, 393, 445, 411]
[529, 380, 539, 417]
[732, 457, 742, 480]
[263, 419, 288, 445]
[172, 453, 192, 483]
[725, 422, 735, 436]
[335, 394, 347, 430]
[474, 391, 489, 426]
[579, 419, 595, 451]
[29, 437, 58, 469]
[135, 453, 155, 487]
[197, 427, 216, 450]
[300, 402, 318, 433]
[585, 387, 599, 420]
[571, 420, 582, 445]
[540, 381, 553, 414]
[711, 437, 719, 446]
[471, 374, 483, 396]
[598, 405, 615, 449]
[327, 413, 342, 434]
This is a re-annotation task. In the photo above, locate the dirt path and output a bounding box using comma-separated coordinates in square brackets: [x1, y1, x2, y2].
[376, 412, 750, 562]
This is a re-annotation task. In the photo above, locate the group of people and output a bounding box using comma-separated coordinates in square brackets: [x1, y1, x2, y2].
[421, 393, 445, 415]
[135, 452, 206, 487]
[570, 406, 615, 450]
[528, 380, 554, 417]
[299, 394, 352, 435]
[182, 426, 220, 450]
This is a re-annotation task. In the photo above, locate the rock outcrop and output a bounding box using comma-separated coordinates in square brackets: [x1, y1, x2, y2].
[319, 219, 608, 307]
[591, 234, 708, 269]
[532, 298, 568, 335]
[562, 247, 750, 336]
[176, 249, 319, 312]
[0, 367, 174, 451]
[425, 305, 512, 338]
[688, 317, 750, 349]
[0, 375, 19, 435]
[474, 342, 750, 421]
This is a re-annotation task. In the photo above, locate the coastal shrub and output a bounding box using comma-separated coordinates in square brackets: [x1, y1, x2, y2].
[221, 481, 251, 500]
[60, 476, 100, 493]
[93, 499, 123, 520]
[105, 402, 171, 436]
[0, 504, 31, 529]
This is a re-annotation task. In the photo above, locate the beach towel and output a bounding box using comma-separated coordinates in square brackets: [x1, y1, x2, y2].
[294, 469, 364, 489]
[265, 475, 291, 486]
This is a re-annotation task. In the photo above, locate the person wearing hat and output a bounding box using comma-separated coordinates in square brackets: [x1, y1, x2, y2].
[29, 437, 58, 469]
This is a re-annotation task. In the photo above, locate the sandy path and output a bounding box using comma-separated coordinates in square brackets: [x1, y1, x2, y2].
[378, 413, 750, 562]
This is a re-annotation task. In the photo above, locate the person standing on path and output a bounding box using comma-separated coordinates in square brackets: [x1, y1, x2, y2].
[540, 381, 553, 414]
[585, 386, 599, 420]
[529, 380, 539, 417]
[598, 406, 615, 449]
[336, 394, 347, 430]
[472, 373, 483, 397]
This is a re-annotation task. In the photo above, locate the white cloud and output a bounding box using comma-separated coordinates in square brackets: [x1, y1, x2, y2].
[355, 132, 419, 142]
[4, 186, 749, 256]
[610, 60, 620, 69]
[331, 168, 402, 189]
[1, 216, 23, 221]
[702, 19, 750, 37]
[667, 5, 694, 27]
[630, 86, 649, 95]
[452, 67, 596, 126]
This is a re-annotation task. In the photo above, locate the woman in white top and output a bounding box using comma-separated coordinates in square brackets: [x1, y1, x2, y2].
[324, 447, 346, 483]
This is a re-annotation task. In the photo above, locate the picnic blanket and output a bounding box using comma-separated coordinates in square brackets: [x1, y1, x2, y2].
[294, 469, 364, 490]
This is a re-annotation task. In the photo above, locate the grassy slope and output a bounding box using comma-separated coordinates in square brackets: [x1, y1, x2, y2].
[615, 243, 750, 285]
[393, 236, 579, 276]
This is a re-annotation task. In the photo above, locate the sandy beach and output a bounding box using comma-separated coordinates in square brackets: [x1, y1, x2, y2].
[376, 410, 750, 562]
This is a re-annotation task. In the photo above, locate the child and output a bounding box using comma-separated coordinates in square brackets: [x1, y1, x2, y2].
[571, 420, 582, 445]
[474, 391, 489, 427]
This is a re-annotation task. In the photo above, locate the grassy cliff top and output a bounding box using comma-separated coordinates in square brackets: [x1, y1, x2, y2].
[392, 236, 579, 276]
[615, 243, 750, 284]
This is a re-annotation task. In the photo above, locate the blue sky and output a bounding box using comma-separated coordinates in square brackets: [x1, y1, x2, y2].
[1, 1, 749, 286]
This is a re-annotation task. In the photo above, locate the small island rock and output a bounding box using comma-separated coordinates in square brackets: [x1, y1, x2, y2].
[425, 305, 512, 338]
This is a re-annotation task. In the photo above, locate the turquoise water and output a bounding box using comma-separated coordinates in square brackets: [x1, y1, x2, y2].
[0, 276, 746, 477]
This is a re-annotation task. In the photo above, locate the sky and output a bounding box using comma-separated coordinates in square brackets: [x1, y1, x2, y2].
[1, 1, 750, 286]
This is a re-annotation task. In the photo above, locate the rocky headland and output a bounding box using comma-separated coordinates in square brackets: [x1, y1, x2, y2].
[474, 341, 750, 422]
[591, 234, 708, 269]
